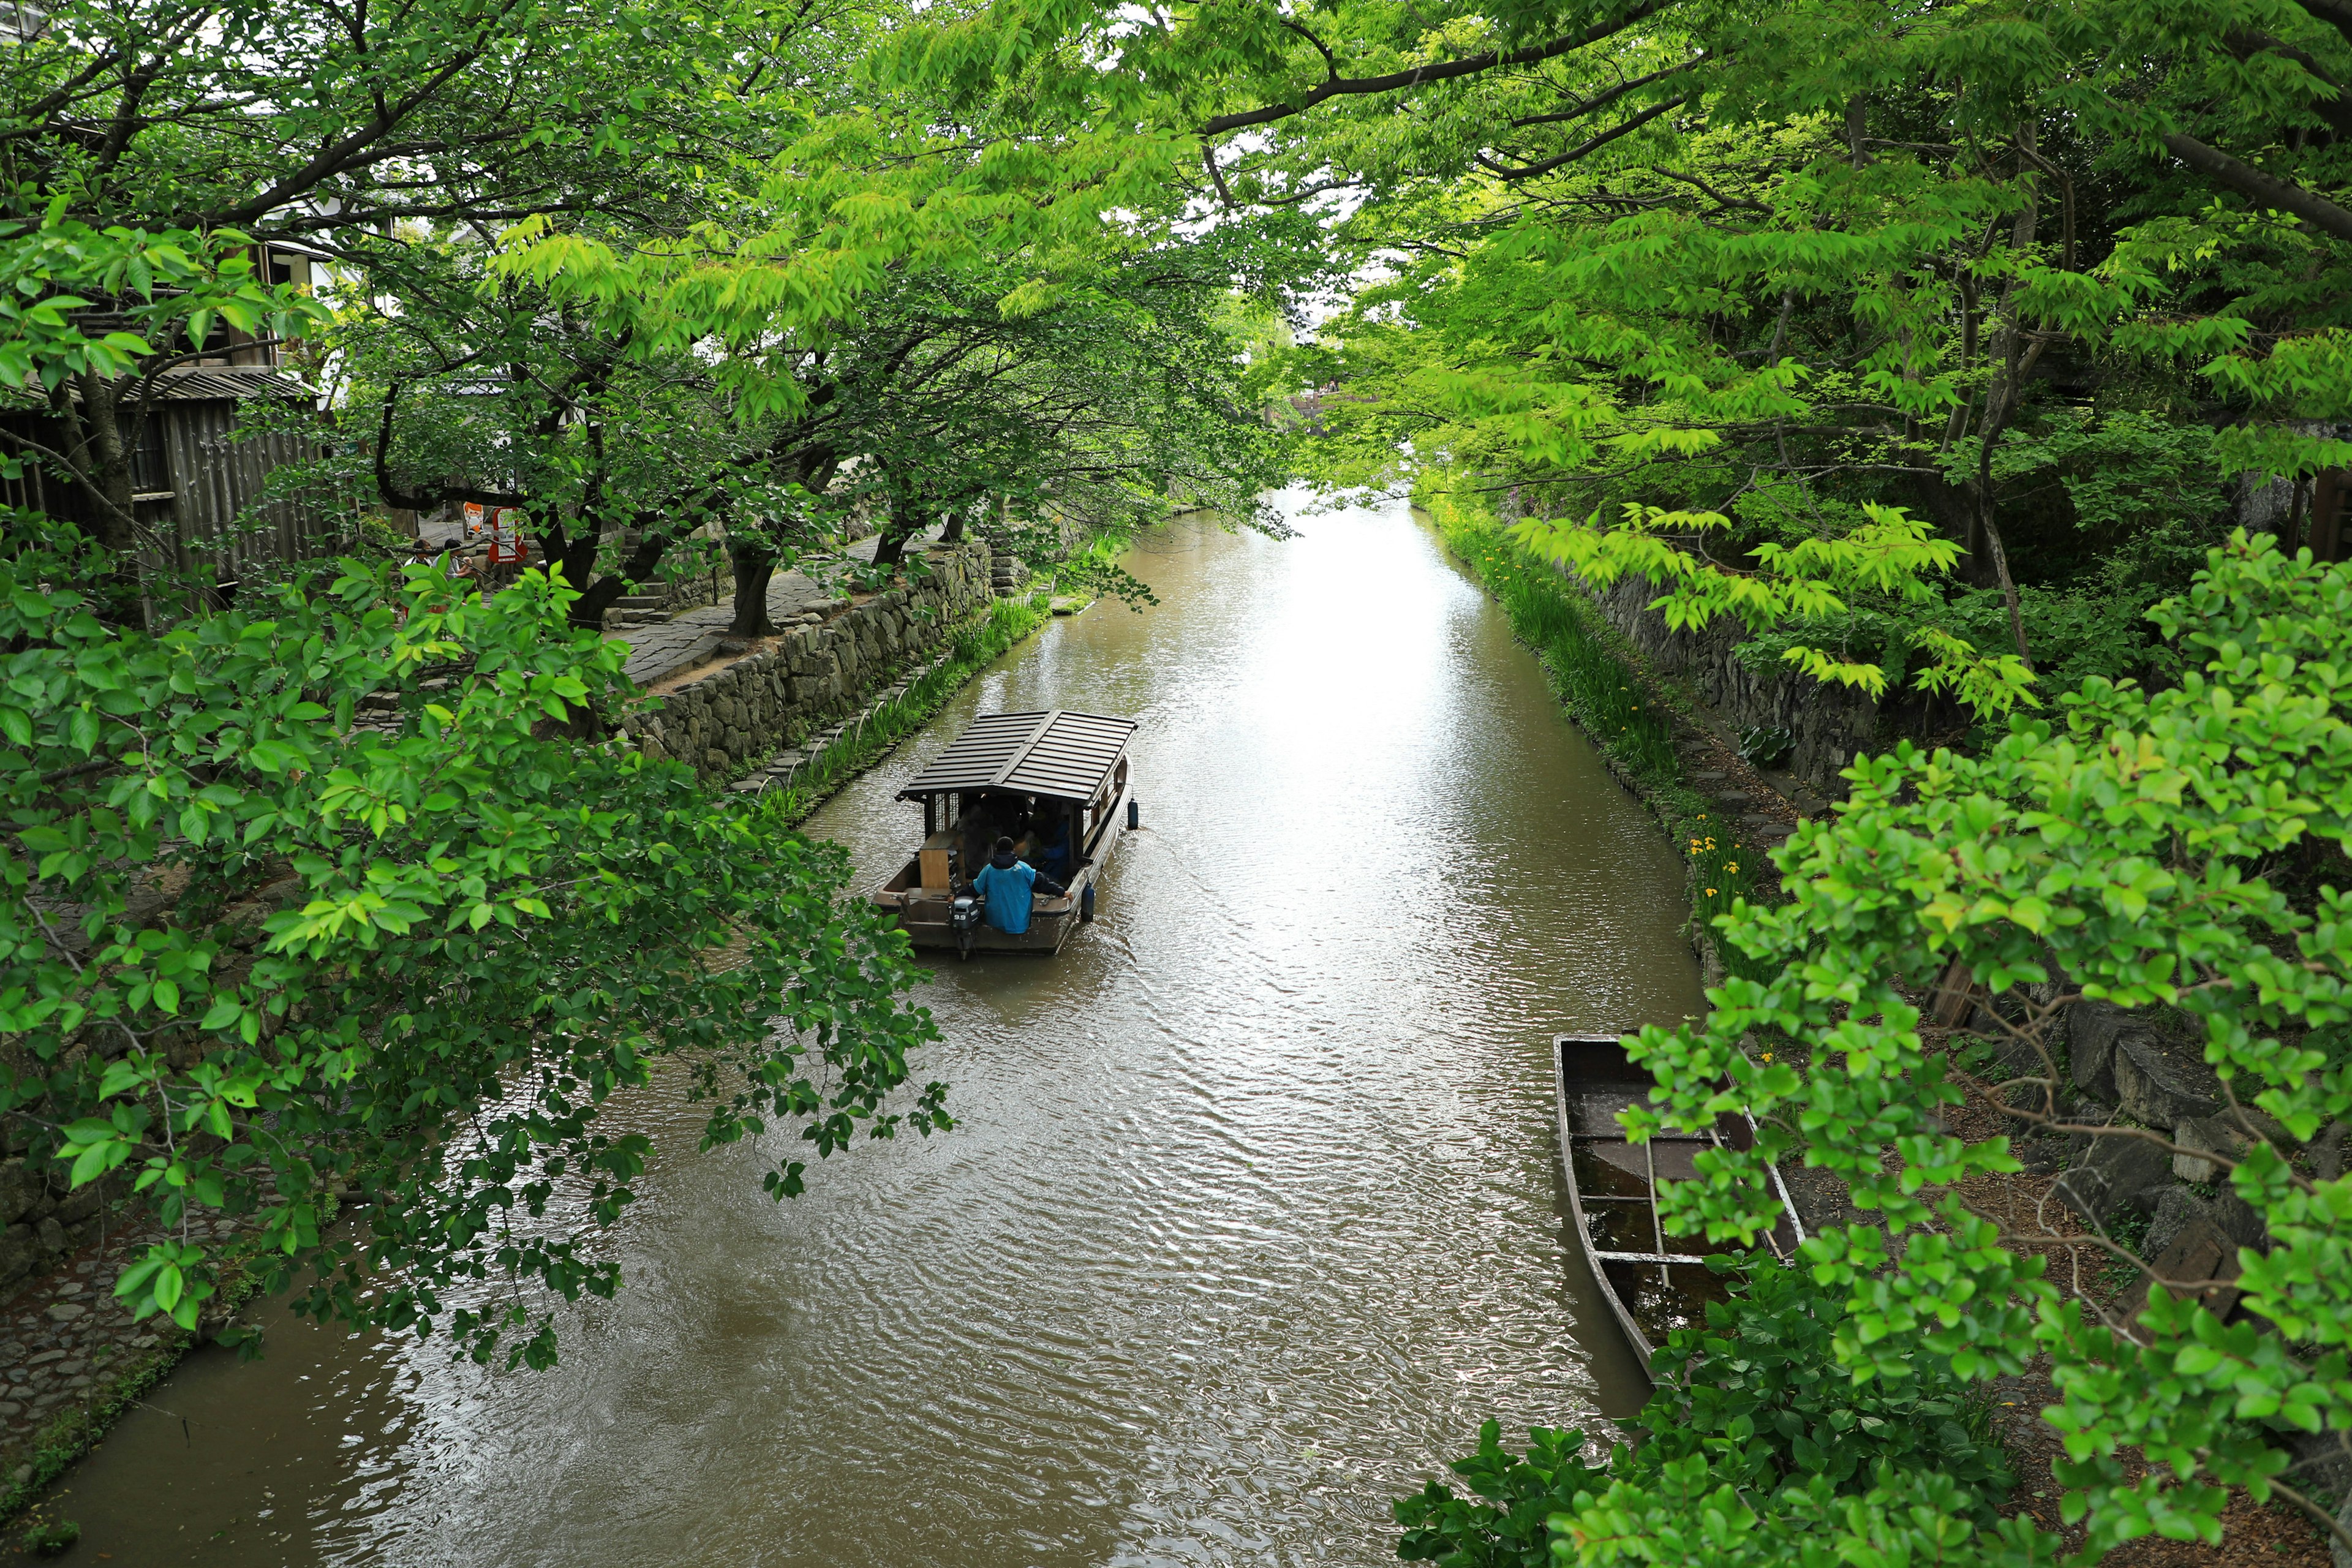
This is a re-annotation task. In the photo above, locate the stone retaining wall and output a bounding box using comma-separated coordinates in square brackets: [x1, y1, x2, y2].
[1593, 575, 1880, 796]
[619, 540, 994, 782]
[0, 1157, 110, 1298]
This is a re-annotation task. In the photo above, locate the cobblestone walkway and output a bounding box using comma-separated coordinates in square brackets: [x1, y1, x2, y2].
[618, 540, 887, 688]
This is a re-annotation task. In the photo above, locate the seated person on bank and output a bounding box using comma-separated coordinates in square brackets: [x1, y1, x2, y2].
[971, 835, 1065, 935]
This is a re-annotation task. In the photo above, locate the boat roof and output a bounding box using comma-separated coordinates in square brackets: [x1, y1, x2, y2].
[897, 709, 1136, 805]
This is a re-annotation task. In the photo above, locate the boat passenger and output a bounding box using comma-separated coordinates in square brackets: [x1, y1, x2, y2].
[972, 835, 1064, 935]
[1036, 812, 1073, 882]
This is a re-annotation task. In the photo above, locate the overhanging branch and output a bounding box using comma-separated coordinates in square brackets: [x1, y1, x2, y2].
[1199, 0, 1676, 137]
[1477, 92, 1694, 181]
[2294, 0, 2352, 50]
[2162, 130, 2352, 243]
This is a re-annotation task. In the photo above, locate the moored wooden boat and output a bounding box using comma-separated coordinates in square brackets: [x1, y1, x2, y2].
[1553, 1032, 1807, 1373]
[870, 709, 1137, 956]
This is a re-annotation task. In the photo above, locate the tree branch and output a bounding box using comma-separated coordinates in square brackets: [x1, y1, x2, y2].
[1200, 0, 1676, 137]
[2292, 0, 2352, 51]
[1201, 140, 1238, 210]
[2162, 130, 2352, 243]
[1651, 162, 1766, 211]
[1477, 92, 1694, 181]
[1511, 59, 1695, 128]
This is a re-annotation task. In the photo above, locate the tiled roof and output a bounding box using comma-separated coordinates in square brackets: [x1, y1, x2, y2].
[1, 366, 314, 409]
[897, 709, 1137, 805]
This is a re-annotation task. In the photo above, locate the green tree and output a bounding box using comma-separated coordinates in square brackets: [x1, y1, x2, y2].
[1, 531, 945, 1362]
[837, 232, 1313, 575]
[0, 0, 767, 607]
[337, 228, 851, 631]
[1398, 1262, 2026, 1568]
[1619, 533, 2352, 1558]
[966, 0, 2352, 707]
[0, 0, 976, 1342]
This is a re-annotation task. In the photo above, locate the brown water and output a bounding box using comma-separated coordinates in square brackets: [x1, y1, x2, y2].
[40, 494, 1700, 1566]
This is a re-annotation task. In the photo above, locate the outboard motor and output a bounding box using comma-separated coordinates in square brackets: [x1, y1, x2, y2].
[949, 892, 984, 960]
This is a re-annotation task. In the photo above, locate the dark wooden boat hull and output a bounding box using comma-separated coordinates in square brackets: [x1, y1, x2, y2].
[1553, 1033, 1807, 1376]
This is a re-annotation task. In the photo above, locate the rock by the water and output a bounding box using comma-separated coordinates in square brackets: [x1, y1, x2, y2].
[2112, 1210, 2241, 1332]
[2143, 1184, 2212, 1261]
[2069, 1001, 2220, 1129]
[2068, 1000, 2127, 1103]
[2113, 1027, 2223, 1130]
[2212, 1184, 2267, 1250]
[2172, 1123, 2222, 1183]
[2054, 1129, 2171, 1224]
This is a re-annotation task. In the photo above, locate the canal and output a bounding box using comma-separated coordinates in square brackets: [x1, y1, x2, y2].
[43, 492, 1702, 1566]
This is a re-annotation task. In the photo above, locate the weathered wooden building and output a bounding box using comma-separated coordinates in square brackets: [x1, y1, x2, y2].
[0, 365, 333, 591]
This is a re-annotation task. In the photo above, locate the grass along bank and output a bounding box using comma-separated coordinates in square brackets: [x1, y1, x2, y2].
[1419, 481, 1775, 980]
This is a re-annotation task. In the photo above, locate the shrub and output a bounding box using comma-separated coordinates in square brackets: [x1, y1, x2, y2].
[1397, 1263, 2014, 1567]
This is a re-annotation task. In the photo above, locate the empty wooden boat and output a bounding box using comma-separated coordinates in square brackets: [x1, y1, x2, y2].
[1554, 1032, 1808, 1371]
[871, 709, 1137, 956]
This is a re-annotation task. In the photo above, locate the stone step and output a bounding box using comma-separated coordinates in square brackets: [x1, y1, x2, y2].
[615, 610, 671, 626]
[616, 595, 667, 609]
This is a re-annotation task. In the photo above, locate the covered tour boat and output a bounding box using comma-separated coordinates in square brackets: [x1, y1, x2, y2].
[871, 709, 1137, 957]
[1554, 1033, 1809, 1373]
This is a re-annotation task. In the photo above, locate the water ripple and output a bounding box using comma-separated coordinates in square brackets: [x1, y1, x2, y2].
[48, 494, 1699, 1568]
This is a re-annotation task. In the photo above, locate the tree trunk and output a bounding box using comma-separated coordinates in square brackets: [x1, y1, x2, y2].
[1977, 508, 2032, 674]
[548, 532, 612, 628]
[68, 374, 139, 556]
[59, 374, 150, 624]
[2284, 475, 2312, 557]
[1962, 121, 2042, 669]
[727, 538, 777, 636]
[871, 500, 925, 570]
[568, 571, 635, 630]
[1908, 473, 1987, 583]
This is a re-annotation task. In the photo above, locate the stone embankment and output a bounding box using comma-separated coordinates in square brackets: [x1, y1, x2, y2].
[0, 1212, 246, 1509]
[1593, 575, 1880, 797]
[0, 1161, 108, 1297]
[618, 539, 995, 785]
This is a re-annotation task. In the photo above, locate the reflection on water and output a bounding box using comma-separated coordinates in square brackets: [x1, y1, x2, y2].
[47, 492, 1700, 1566]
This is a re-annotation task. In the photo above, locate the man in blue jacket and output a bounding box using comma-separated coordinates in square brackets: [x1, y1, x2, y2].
[971, 836, 1065, 936]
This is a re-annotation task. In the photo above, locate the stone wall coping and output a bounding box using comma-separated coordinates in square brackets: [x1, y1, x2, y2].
[618, 539, 993, 782]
